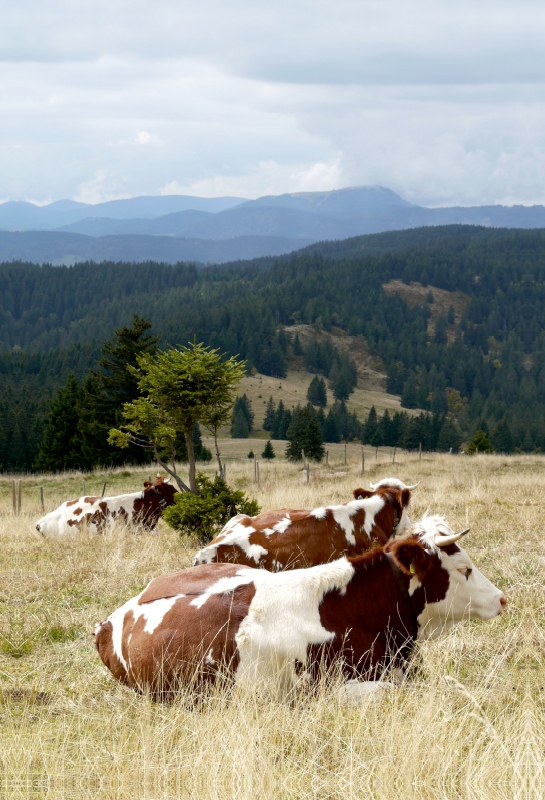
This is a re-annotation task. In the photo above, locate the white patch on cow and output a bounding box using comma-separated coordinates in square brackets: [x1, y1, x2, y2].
[412, 514, 457, 555]
[234, 558, 355, 694]
[272, 516, 292, 533]
[311, 507, 327, 519]
[337, 680, 396, 705]
[359, 495, 385, 535]
[106, 590, 186, 670]
[397, 505, 411, 537]
[193, 522, 266, 565]
[190, 571, 256, 609]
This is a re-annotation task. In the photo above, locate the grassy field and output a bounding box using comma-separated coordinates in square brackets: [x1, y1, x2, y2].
[1, 447, 542, 798]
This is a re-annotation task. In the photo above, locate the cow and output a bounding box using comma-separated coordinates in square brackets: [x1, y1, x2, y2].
[36, 476, 177, 536]
[193, 478, 416, 571]
[94, 514, 506, 701]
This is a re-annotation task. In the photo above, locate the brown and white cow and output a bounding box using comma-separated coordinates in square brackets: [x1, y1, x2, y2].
[193, 478, 416, 570]
[95, 514, 506, 700]
[36, 476, 177, 536]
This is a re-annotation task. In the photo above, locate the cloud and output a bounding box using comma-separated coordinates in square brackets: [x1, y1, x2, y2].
[0, 0, 544, 205]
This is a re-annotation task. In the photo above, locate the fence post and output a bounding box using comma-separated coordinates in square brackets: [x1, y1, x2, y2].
[361, 447, 365, 475]
[306, 463, 310, 484]
[12, 480, 16, 515]
[223, 463, 226, 482]
[18, 480, 22, 515]
[326, 450, 329, 467]
[392, 446, 396, 464]
[40, 487, 45, 513]
[101, 482, 107, 497]
[419, 442, 422, 461]
[301, 448, 305, 468]
[375, 446, 378, 463]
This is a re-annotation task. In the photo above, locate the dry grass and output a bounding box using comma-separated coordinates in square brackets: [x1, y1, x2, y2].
[1, 448, 543, 798]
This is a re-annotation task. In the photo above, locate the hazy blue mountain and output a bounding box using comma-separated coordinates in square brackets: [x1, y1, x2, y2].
[58, 209, 213, 237]
[238, 185, 413, 215]
[0, 231, 313, 265]
[0, 195, 245, 230]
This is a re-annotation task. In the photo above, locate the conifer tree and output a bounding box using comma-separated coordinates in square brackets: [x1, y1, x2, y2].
[34, 374, 84, 472]
[286, 406, 325, 462]
[262, 439, 275, 460]
[263, 397, 276, 430]
[491, 419, 514, 453]
[307, 376, 327, 407]
[363, 406, 378, 444]
[293, 333, 303, 356]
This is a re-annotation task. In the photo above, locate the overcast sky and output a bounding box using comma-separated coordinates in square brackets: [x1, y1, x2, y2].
[2, 0, 545, 206]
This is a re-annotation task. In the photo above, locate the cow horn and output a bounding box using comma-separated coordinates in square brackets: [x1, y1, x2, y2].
[434, 528, 470, 547]
[369, 480, 419, 491]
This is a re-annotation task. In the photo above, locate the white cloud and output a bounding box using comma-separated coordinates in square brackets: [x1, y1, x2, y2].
[0, 0, 544, 205]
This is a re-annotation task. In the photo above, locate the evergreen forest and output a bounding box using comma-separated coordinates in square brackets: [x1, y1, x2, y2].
[3, 224, 545, 470]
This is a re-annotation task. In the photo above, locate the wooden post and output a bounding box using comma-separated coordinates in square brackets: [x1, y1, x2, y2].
[306, 463, 310, 484]
[101, 482, 107, 497]
[449, 447, 452, 455]
[301, 448, 305, 468]
[18, 480, 22, 514]
[40, 487, 45, 513]
[392, 446, 396, 464]
[12, 480, 16, 515]
[375, 446, 378, 462]
[344, 443, 347, 465]
[223, 463, 226, 482]
[361, 447, 365, 475]
[326, 450, 329, 467]
[256, 461, 260, 488]
[419, 442, 422, 461]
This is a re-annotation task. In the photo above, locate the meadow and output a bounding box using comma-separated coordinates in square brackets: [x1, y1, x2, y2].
[1, 444, 542, 799]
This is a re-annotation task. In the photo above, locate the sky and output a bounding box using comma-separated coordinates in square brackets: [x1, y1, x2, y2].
[1, 0, 545, 206]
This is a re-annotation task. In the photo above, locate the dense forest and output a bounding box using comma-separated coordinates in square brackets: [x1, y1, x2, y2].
[2, 224, 545, 470]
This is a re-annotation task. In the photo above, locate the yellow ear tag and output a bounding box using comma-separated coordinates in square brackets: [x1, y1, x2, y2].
[409, 563, 416, 575]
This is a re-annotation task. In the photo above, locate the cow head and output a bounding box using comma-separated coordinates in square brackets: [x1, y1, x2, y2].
[142, 475, 178, 510]
[384, 514, 506, 640]
[353, 477, 416, 537]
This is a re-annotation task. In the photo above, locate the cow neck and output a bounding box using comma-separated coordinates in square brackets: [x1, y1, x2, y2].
[383, 493, 400, 537]
[385, 552, 418, 641]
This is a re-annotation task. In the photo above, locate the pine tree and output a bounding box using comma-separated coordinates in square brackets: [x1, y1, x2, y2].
[491, 419, 514, 453]
[307, 376, 327, 407]
[293, 333, 303, 356]
[437, 418, 463, 453]
[466, 429, 492, 454]
[322, 409, 341, 443]
[363, 406, 378, 444]
[286, 406, 325, 462]
[262, 439, 275, 460]
[78, 315, 158, 467]
[263, 397, 276, 430]
[34, 374, 85, 471]
[434, 314, 448, 345]
[231, 409, 250, 438]
[401, 374, 419, 409]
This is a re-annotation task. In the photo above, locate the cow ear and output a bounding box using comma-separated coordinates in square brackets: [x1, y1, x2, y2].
[386, 538, 430, 579]
[396, 488, 411, 508]
[354, 488, 374, 499]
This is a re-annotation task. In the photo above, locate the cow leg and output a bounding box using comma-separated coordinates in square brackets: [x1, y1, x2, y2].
[336, 679, 397, 705]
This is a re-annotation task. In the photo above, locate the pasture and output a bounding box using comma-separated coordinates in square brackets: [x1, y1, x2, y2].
[1, 447, 542, 798]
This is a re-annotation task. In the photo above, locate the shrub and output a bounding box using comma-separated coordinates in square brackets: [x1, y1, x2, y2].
[163, 473, 260, 542]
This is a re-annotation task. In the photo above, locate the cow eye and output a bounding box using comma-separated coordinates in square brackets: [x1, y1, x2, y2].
[459, 567, 472, 580]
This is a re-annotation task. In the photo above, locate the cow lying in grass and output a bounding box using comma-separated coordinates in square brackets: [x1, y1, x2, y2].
[36, 476, 177, 536]
[95, 514, 506, 701]
[193, 478, 416, 570]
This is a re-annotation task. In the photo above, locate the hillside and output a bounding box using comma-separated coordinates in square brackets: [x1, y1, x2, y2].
[4, 224, 545, 469]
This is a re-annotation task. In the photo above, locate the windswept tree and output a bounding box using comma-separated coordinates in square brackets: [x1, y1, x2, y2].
[109, 342, 245, 493]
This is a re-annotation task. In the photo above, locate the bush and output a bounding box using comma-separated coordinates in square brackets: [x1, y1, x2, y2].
[163, 473, 261, 542]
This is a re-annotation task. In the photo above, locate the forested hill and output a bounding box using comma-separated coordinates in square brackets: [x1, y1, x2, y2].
[3, 224, 545, 469]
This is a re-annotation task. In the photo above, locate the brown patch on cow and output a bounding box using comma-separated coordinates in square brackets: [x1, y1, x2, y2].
[106, 568, 256, 698]
[84, 497, 100, 504]
[65, 499, 79, 506]
[133, 498, 143, 513]
[67, 518, 80, 527]
[385, 537, 433, 579]
[73, 507, 82, 515]
[353, 488, 374, 500]
[139, 564, 241, 604]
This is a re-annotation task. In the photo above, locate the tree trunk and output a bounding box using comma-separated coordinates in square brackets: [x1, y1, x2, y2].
[185, 428, 198, 493]
[152, 443, 190, 493]
[213, 427, 223, 477]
